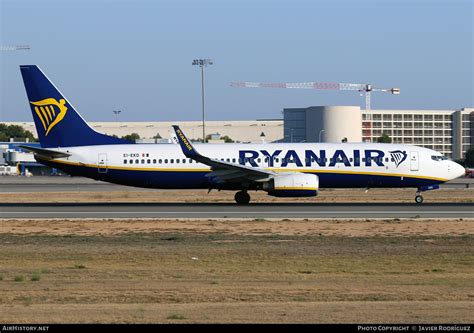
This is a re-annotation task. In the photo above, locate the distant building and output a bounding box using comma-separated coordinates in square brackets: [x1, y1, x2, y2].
[4, 120, 284, 144]
[283, 106, 473, 160]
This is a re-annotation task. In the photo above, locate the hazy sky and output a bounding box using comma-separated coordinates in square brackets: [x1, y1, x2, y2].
[1, 0, 472, 122]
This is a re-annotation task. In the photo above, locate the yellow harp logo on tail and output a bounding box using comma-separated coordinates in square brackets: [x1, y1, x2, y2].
[30, 98, 68, 136]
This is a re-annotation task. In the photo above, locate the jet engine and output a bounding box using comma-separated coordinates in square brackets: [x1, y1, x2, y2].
[264, 173, 319, 197]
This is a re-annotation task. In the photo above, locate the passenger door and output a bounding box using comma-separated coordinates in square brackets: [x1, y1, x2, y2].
[410, 151, 419, 171]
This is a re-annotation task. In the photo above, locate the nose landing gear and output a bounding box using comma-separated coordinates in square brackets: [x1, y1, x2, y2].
[235, 190, 251, 204]
[414, 185, 440, 204]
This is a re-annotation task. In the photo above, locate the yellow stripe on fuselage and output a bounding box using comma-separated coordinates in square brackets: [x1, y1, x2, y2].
[47, 159, 449, 182]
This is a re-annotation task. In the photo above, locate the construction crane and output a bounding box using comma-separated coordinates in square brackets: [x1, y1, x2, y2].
[0, 45, 30, 51]
[230, 80, 400, 110]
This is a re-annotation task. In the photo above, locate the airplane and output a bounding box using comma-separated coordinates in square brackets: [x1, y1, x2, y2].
[18, 65, 466, 204]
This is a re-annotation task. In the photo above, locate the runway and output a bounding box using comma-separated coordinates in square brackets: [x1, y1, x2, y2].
[1, 202, 472, 218]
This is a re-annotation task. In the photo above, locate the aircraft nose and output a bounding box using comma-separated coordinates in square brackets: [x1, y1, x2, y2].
[449, 161, 466, 180]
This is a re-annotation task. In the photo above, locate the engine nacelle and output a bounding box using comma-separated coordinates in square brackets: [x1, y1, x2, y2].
[265, 173, 319, 197]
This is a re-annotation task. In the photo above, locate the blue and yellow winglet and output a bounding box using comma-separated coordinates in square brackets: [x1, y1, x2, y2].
[172, 125, 274, 178]
[172, 125, 201, 159]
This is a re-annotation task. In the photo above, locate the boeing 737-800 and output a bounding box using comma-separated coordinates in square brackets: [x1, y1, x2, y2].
[19, 65, 465, 204]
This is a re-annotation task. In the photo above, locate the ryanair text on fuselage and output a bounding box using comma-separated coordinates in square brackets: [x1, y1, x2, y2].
[239, 149, 408, 168]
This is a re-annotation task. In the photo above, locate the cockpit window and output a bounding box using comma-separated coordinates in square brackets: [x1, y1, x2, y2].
[431, 155, 448, 161]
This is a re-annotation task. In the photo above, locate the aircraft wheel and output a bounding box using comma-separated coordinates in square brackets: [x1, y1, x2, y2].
[415, 194, 424, 204]
[235, 191, 250, 205]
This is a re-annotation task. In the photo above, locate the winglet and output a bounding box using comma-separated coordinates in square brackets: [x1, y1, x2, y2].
[172, 125, 201, 158]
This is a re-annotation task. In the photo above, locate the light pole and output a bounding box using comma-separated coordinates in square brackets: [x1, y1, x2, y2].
[113, 110, 122, 122]
[192, 59, 213, 142]
[319, 129, 325, 143]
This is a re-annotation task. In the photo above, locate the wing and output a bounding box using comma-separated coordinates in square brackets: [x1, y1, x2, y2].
[172, 125, 275, 183]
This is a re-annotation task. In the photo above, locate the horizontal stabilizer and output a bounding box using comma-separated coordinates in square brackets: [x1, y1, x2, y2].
[19, 145, 71, 159]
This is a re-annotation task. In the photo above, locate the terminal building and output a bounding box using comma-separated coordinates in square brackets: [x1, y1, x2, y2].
[283, 106, 473, 160]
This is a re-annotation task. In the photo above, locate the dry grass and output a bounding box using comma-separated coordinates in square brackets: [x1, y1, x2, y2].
[0, 218, 473, 323]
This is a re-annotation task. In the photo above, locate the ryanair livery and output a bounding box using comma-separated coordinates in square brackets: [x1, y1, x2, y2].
[19, 65, 466, 204]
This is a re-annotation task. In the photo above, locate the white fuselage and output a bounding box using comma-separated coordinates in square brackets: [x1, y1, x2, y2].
[44, 142, 465, 190]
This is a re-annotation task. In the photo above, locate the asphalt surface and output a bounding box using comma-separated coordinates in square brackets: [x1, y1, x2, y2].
[1, 202, 472, 218]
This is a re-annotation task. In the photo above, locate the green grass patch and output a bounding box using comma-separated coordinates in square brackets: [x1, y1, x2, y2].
[14, 275, 25, 282]
[19, 296, 32, 306]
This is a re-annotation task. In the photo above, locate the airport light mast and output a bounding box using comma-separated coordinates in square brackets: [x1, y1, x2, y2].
[230, 80, 400, 110]
[113, 110, 122, 122]
[192, 59, 213, 142]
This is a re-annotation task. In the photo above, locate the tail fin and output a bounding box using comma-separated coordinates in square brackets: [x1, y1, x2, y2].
[20, 65, 130, 148]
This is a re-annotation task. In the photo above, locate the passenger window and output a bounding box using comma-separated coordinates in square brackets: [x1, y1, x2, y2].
[135, 159, 139, 164]
[129, 159, 133, 164]
[165, 159, 168, 163]
[141, 159, 145, 164]
[124, 159, 127, 164]
[257, 158, 261, 163]
[362, 158, 366, 162]
[159, 159, 162, 164]
[147, 159, 151, 164]
[189, 159, 193, 163]
[232, 158, 236, 163]
[182, 159, 186, 163]
[170, 159, 174, 163]
[176, 159, 180, 164]
[226, 158, 230, 162]
[153, 159, 156, 163]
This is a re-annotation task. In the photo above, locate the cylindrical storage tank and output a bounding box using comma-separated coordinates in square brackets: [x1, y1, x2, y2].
[317, 106, 362, 142]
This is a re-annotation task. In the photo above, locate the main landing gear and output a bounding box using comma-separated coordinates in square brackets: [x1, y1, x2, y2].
[235, 190, 251, 205]
[415, 192, 424, 204]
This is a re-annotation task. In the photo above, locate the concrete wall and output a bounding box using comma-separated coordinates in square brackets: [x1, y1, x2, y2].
[284, 106, 362, 143]
[315, 106, 361, 143]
